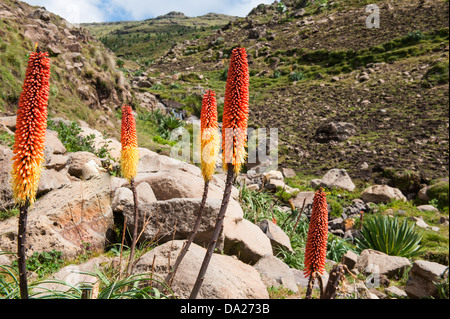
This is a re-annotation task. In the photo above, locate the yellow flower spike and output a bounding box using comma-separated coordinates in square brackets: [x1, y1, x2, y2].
[200, 90, 220, 182]
[120, 105, 139, 181]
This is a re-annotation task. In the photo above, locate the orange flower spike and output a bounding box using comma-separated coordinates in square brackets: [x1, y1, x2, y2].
[11, 49, 50, 205]
[200, 90, 220, 182]
[303, 187, 329, 277]
[222, 47, 249, 175]
[120, 105, 139, 181]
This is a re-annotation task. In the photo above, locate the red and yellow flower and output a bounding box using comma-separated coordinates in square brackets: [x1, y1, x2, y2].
[304, 187, 328, 277]
[11, 49, 50, 205]
[222, 47, 249, 175]
[120, 105, 139, 181]
[200, 90, 219, 182]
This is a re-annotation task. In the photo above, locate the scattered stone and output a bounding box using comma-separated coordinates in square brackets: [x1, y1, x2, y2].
[385, 286, 408, 298]
[405, 260, 448, 299]
[111, 187, 133, 213]
[0, 145, 14, 209]
[254, 255, 299, 293]
[355, 249, 411, 278]
[81, 160, 100, 180]
[341, 250, 358, 270]
[319, 169, 355, 192]
[409, 216, 429, 228]
[291, 191, 315, 208]
[223, 217, 273, 264]
[292, 268, 329, 291]
[122, 198, 243, 249]
[258, 219, 293, 254]
[67, 151, 102, 178]
[281, 167, 296, 178]
[416, 205, 438, 212]
[314, 122, 357, 143]
[37, 169, 71, 196]
[361, 185, 407, 203]
[135, 182, 157, 205]
[0, 116, 17, 130]
[46, 154, 69, 171]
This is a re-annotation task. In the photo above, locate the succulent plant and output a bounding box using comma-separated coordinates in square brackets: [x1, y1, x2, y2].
[356, 214, 423, 258]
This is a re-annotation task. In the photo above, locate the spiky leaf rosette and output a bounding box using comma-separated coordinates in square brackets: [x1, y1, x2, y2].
[304, 188, 328, 277]
[200, 90, 220, 182]
[222, 47, 249, 175]
[120, 105, 139, 181]
[11, 50, 50, 205]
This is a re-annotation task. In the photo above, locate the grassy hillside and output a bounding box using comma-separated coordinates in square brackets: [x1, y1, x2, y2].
[0, 0, 137, 141]
[107, 0, 449, 184]
[83, 11, 238, 63]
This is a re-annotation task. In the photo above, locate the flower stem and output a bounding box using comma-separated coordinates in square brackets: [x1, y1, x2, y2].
[17, 199, 29, 299]
[127, 178, 139, 275]
[190, 165, 234, 299]
[165, 179, 210, 287]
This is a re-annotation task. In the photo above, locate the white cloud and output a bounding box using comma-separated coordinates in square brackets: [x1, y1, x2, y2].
[22, 0, 274, 23]
[23, 0, 107, 23]
[108, 0, 274, 20]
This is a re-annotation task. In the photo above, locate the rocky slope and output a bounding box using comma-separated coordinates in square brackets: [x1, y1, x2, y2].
[0, 0, 134, 141]
[115, 0, 449, 186]
[0, 117, 447, 299]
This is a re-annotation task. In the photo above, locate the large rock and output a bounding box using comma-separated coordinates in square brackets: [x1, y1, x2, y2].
[291, 191, 315, 208]
[314, 121, 356, 142]
[45, 154, 69, 171]
[0, 172, 114, 260]
[319, 169, 355, 192]
[44, 130, 66, 155]
[67, 151, 102, 178]
[133, 240, 269, 299]
[258, 219, 293, 254]
[37, 168, 71, 196]
[253, 255, 299, 293]
[223, 217, 273, 264]
[355, 249, 411, 278]
[404, 260, 448, 299]
[122, 198, 244, 249]
[0, 116, 17, 130]
[361, 185, 407, 203]
[341, 250, 359, 270]
[135, 168, 239, 202]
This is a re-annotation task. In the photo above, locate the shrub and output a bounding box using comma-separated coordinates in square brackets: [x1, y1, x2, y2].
[11, 250, 64, 278]
[47, 119, 96, 153]
[356, 215, 423, 258]
[327, 234, 355, 262]
[116, 59, 125, 68]
[288, 71, 305, 82]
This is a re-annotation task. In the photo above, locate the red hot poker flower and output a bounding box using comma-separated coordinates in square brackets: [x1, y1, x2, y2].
[303, 187, 328, 277]
[200, 90, 219, 182]
[11, 50, 50, 205]
[120, 105, 139, 181]
[222, 47, 249, 175]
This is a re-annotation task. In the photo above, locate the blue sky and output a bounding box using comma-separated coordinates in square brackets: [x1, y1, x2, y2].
[22, 0, 274, 23]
